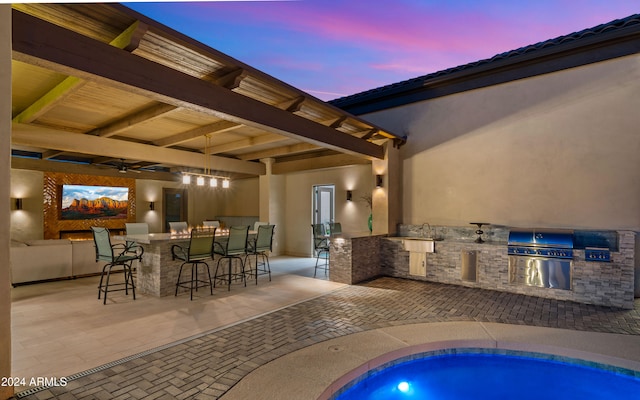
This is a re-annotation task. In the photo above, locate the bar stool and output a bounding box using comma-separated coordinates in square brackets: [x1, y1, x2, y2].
[245, 224, 275, 284]
[311, 224, 330, 277]
[91, 227, 137, 305]
[171, 227, 216, 300]
[213, 225, 249, 290]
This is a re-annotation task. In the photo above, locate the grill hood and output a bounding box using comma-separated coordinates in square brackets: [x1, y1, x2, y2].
[508, 229, 574, 249]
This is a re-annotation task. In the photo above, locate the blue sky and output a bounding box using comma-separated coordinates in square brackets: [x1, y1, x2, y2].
[125, 1, 639, 100]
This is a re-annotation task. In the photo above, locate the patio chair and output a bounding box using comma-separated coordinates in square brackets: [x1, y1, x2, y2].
[312, 223, 330, 277]
[213, 225, 249, 291]
[171, 227, 216, 300]
[245, 224, 275, 284]
[91, 227, 137, 305]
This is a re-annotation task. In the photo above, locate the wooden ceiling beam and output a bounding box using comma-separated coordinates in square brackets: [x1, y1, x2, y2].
[360, 128, 379, 140]
[153, 120, 241, 147]
[12, 76, 86, 124]
[12, 123, 265, 176]
[330, 116, 347, 128]
[239, 142, 320, 161]
[11, 157, 177, 181]
[91, 156, 118, 165]
[12, 20, 147, 124]
[91, 102, 178, 137]
[41, 150, 64, 159]
[215, 68, 248, 90]
[12, 9, 385, 159]
[284, 97, 305, 112]
[208, 133, 286, 155]
[272, 153, 370, 174]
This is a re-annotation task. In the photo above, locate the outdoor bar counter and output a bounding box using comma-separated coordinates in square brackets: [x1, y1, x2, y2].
[119, 230, 257, 297]
[328, 232, 387, 285]
[118, 233, 191, 297]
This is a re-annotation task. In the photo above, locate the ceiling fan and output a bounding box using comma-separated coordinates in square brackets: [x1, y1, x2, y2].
[99, 159, 142, 174]
[117, 159, 142, 174]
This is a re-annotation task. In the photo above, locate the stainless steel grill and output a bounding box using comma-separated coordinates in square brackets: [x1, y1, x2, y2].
[508, 229, 573, 290]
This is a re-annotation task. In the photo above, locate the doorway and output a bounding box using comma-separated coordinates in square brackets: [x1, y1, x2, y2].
[163, 188, 188, 232]
[313, 184, 334, 235]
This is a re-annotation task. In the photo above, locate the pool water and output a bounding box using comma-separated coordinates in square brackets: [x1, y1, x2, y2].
[332, 350, 640, 400]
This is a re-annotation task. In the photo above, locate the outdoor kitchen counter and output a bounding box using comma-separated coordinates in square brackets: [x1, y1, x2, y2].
[329, 233, 508, 286]
[328, 232, 386, 285]
[380, 233, 636, 309]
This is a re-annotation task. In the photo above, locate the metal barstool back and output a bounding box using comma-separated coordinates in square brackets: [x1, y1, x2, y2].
[172, 227, 216, 300]
[91, 227, 137, 304]
[245, 224, 275, 284]
[213, 225, 250, 291]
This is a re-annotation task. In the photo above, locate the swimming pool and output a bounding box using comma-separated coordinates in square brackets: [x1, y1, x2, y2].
[331, 349, 640, 400]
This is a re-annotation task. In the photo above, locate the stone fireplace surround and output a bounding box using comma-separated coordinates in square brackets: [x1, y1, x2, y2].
[43, 172, 136, 240]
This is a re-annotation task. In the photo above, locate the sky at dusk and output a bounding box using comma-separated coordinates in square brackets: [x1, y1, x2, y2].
[124, 1, 639, 101]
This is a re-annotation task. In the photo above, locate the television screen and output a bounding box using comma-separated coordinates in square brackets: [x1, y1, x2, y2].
[61, 184, 129, 220]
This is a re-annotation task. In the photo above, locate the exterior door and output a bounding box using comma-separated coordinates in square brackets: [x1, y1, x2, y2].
[313, 185, 334, 235]
[163, 188, 188, 232]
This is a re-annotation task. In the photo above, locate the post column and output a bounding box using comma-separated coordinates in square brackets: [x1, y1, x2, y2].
[1, 5, 13, 399]
[371, 142, 402, 235]
[259, 158, 285, 255]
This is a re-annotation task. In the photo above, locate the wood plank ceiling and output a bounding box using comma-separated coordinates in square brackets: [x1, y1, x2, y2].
[10, 4, 405, 181]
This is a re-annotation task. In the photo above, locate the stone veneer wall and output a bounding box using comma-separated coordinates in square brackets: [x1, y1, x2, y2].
[137, 238, 263, 297]
[330, 234, 384, 285]
[379, 229, 636, 309]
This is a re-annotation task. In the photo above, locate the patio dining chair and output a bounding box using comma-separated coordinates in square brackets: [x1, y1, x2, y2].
[171, 227, 216, 300]
[91, 227, 137, 305]
[213, 225, 249, 291]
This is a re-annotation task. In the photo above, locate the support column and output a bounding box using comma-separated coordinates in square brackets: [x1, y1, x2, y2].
[371, 142, 402, 235]
[1, 5, 13, 399]
[259, 158, 285, 255]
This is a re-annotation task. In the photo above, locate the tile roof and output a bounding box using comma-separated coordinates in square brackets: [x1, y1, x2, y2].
[330, 13, 640, 111]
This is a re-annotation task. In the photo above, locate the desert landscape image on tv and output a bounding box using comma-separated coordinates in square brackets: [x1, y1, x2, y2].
[61, 184, 129, 220]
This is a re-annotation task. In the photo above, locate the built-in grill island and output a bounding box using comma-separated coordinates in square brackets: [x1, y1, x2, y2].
[507, 229, 574, 290]
[382, 225, 635, 309]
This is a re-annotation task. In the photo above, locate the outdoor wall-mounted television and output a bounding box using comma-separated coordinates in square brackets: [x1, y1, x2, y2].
[61, 184, 129, 220]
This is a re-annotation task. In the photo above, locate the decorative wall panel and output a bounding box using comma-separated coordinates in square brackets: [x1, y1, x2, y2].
[43, 172, 136, 239]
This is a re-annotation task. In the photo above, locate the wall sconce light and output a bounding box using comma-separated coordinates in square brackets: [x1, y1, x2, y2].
[14, 198, 23, 210]
[149, 201, 155, 211]
[346, 190, 353, 201]
[376, 174, 383, 188]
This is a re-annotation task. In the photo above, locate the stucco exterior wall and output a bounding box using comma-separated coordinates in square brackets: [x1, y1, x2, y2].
[10, 173, 259, 238]
[363, 54, 640, 230]
[284, 165, 374, 256]
[10, 169, 45, 241]
[210, 177, 259, 218]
